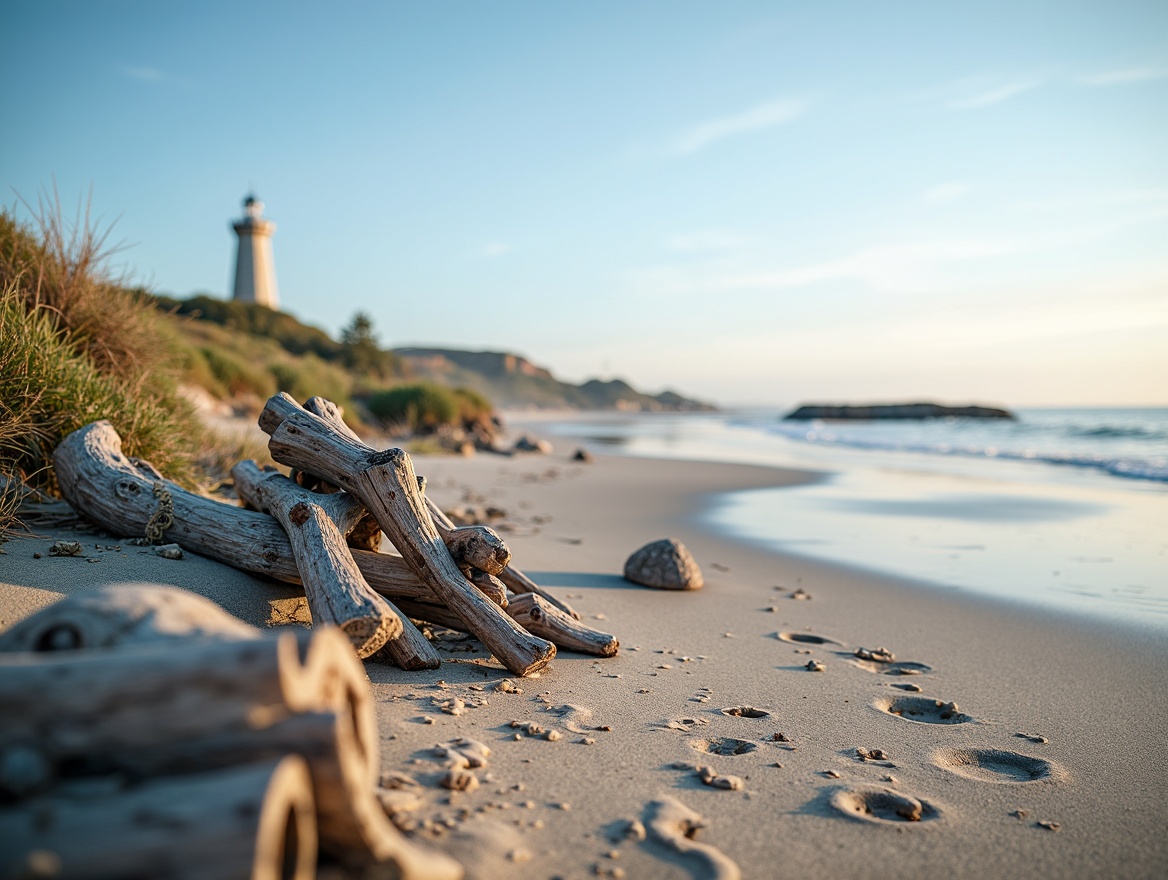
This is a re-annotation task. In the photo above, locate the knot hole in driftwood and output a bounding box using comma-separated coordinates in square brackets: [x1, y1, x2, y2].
[114, 479, 141, 501]
[288, 503, 311, 526]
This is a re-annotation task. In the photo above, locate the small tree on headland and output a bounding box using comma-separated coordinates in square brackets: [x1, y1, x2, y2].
[340, 311, 397, 377]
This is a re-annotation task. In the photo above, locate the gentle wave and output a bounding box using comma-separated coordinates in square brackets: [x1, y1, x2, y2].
[764, 420, 1168, 483]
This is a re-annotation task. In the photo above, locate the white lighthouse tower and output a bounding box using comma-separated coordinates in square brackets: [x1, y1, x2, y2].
[231, 194, 279, 309]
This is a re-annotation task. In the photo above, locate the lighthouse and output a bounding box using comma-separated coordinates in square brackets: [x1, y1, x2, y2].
[230, 194, 279, 309]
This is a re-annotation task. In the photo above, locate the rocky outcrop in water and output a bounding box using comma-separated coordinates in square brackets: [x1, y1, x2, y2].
[784, 403, 1014, 421]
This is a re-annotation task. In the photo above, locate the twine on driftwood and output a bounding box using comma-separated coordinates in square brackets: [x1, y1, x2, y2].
[144, 483, 174, 544]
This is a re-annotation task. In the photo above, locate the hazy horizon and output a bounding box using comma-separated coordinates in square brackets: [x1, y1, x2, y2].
[2, 2, 1165, 408]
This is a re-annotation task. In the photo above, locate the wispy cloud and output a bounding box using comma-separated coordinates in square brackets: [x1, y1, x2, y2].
[624, 239, 1015, 298]
[715, 240, 1014, 292]
[668, 230, 754, 252]
[922, 182, 971, 204]
[1078, 67, 1167, 86]
[478, 242, 510, 258]
[122, 65, 166, 83]
[948, 80, 1040, 109]
[670, 98, 807, 154]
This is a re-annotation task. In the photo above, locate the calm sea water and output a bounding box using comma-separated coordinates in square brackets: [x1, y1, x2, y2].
[519, 408, 1168, 631]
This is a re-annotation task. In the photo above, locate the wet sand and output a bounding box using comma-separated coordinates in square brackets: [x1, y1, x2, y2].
[2, 450, 1166, 878]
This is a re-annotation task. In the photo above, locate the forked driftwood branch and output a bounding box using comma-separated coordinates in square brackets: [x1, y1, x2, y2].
[232, 460, 400, 658]
[259, 393, 555, 677]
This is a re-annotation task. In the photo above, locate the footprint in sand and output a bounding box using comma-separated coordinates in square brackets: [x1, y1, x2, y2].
[719, 706, 770, 718]
[776, 631, 843, 647]
[642, 797, 741, 880]
[830, 785, 943, 825]
[874, 696, 975, 725]
[850, 658, 933, 676]
[932, 748, 1066, 783]
[690, 737, 758, 757]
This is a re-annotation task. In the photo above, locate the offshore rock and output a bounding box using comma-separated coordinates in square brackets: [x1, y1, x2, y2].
[784, 402, 1014, 421]
[624, 539, 704, 591]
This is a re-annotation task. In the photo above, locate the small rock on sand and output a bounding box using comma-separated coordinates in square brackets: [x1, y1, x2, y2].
[154, 543, 184, 560]
[624, 539, 704, 590]
[47, 540, 83, 557]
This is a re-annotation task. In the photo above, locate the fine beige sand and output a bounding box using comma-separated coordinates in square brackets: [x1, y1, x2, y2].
[2, 449, 1166, 879]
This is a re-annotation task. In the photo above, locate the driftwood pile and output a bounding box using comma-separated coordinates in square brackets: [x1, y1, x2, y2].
[51, 393, 618, 675]
[0, 584, 461, 880]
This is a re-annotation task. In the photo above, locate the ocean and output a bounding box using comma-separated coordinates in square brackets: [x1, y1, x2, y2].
[518, 408, 1168, 631]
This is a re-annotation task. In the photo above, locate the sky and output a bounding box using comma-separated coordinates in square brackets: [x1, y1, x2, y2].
[2, 1, 1166, 407]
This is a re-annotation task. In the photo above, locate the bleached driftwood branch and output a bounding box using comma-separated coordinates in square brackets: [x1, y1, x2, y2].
[232, 460, 400, 658]
[259, 393, 555, 677]
[393, 591, 618, 657]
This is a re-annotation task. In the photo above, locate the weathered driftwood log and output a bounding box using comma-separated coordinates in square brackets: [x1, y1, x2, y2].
[0, 756, 318, 880]
[260, 393, 554, 677]
[0, 582, 260, 653]
[392, 593, 618, 657]
[233, 460, 400, 658]
[506, 593, 618, 657]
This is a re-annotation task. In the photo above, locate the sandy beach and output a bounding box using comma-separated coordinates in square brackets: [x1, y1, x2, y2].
[2, 447, 1166, 879]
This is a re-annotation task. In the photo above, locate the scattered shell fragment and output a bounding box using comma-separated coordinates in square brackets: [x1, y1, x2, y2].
[696, 766, 745, 791]
[855, 646, 895, 663]
[720, 706, 769, 718]
[1015, 732, 1049, 744]
[495, 679, 523, 694]
[435, 738, 491, 768]
[805, 660, 826, 672]
[153, 543, 183, 560]
[856, 748, 890, 762]
[1037, 820, 1061, 832]
[623, 538, 704, 590]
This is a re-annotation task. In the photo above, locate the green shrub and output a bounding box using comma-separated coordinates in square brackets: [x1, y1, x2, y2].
[200, 346, 276, 399]
[366, 383, 460, 432]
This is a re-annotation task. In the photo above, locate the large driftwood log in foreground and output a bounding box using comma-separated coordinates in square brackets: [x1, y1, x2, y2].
[260, 393, 555, 677]
[233, 460, 400, 658]
[0, 756, 317, 880]
[0, 600, 461, 878]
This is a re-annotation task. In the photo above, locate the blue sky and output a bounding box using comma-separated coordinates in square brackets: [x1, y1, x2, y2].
[3, 1, 1165, 406]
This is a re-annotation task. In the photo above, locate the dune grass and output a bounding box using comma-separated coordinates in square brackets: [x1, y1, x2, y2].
[0, 203, 206, 537]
